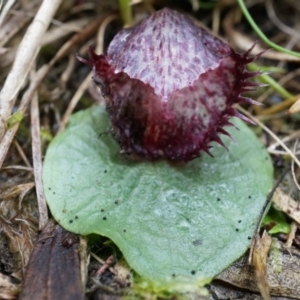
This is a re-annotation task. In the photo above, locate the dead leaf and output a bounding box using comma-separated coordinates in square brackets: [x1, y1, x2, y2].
[19, 220, 85, 300]
[272, 188, 300, 224]
[216, 240, 300, 298]
[289, 98, 300, 114]
[252, 231, 272, 300]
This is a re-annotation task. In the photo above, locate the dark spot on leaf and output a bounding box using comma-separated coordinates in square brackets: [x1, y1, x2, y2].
[193, 239, 201, 246]
[103, 217, 107, 220]
[69, 220, 73, 223]
[115, 200, 119, 204]
[217, 198, 221, 201]
[104, 170, 107, 173]
[101, 209, 105, 212]
[62, 209, 67, 213]
[248, 195, 252, 199]
[48, 187, 51, 190]
[172, 273, 176, 277]
[53, 192, 56, 195]
[75, 216, 78, 219]
[191, 270, 196, 275]
[248, 236, 252, 240]
[123, 229, 126, 232]
[238, 220, 242, 223]
[235, 228, 239, 232]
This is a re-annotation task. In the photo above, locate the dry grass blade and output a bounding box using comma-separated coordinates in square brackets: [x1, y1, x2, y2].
[59, 13, 118, 132]
[0, 15, 113, 169]
[291, 140, 300, 190]
[267, 130, 300, 156]
[31, 88, 48, 231]
[0, 0, 16, 26]
[0, 1, 40, 48]
[0, 0, 63, 141]
[0, 183, 35, 201]
[252, 231, 272, 300]
[0, 67, 48, 169]
[13, 141, 32, 169]
[237, 105, 300, 168]
[286, 222, 298, 248]
[41, 18, 90, 46]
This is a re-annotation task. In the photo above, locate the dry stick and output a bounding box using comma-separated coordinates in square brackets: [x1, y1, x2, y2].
[60, 55, 76, 86]
[0, 0, 16, 26]
[47, 14, 112, 70]
[257, 68, 300, 108]
[41, 18, 90, 46]
[286, 221, 298, 248]
[0, 67, 47, 169]
[0, 0, 63, 141]
[31, 86, 48, 230]
[1, 165, 33, 172]
[58, 72, 93, 133]
[0, 0, 40, 48]
[13, 140, 32, 168]
[237, 105, 300, 168]
[291, 140, 300, 191]
[0, 16, 109, 170]
[59, 13, 118, 133]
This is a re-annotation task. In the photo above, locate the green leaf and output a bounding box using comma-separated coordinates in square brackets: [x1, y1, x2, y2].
[43, 106, 273, 283]
[262, 207, 291, 234]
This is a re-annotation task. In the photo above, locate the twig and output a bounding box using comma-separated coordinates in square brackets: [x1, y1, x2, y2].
[286, 222, 298, 248]
[41, 18, 90, 46]
[0, 0, 16, 26]
[30, 80, 48, 230]
[291, 140, 300, 191]
[0, 6, 33, 48]
[0, 0, 63, 141]
[91, 252, 117, 275]
[95, 255, 115, 277]
[13, 141, 32, 169]
[59, 13, 118, 133]
[0, 67, 48, 169]
[237, 105, 300, 168]
[267, 130, 300, 155]
[1, 165, 33, 172]
[0, 16, 108, 170]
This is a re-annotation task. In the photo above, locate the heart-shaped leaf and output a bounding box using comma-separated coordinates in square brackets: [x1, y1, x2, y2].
[43, 106, 273, 282]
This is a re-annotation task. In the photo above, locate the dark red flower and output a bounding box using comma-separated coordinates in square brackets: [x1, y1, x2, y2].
[78, 8, 262, 161]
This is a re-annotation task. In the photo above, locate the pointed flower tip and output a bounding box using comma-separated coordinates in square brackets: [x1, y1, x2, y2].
[234, 111, 256, 125]
[76, 52, 93, 67]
